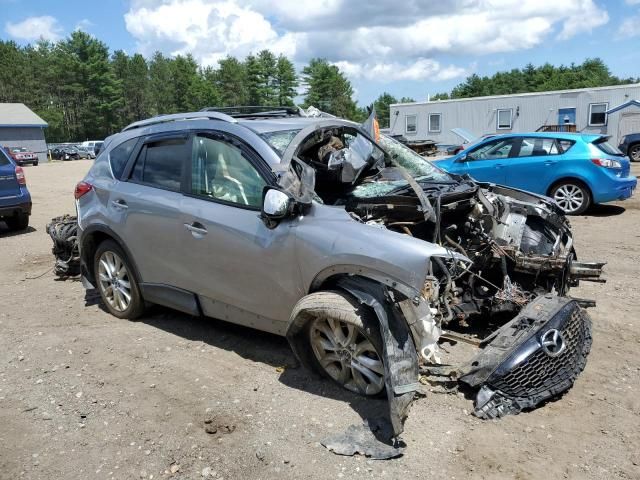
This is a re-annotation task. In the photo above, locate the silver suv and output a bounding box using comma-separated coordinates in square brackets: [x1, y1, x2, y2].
[76, 108, 602, 432]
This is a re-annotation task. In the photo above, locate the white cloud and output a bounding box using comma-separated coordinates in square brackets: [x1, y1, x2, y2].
[617, 14, 640, 39]
[124, 0, 610, 80]
[124, 0, 297, 66]
[75, 18, 94, 32]
[626, 0, 640, 5]
[333, 59, 471, 82]
[5, 15, 63, 42]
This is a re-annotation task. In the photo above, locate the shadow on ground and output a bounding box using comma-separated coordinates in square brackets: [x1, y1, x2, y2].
[0, 225, 36, 237]
[585, 204, 626, 217]
[134, 304, 398, 446]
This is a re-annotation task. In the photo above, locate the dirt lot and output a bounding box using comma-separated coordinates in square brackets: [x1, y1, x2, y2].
[1, 160, 639, 480]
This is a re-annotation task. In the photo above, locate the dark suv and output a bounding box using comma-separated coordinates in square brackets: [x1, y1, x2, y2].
[0, 147, 31, 230]
[619, 133, 640, 162]
[75, 108, 603, 429]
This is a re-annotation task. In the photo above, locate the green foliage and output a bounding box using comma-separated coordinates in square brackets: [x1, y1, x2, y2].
[0, 33, 361, 141]
[430, 92, 450, 101]
[301, 58, 359, 120]
[448, 59, 637, 99]
[373, 92, 397, 128]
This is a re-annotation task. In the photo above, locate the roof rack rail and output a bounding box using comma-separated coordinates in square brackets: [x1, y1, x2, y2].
[200, 105, 303, 118]
[121, 111, 236, 132]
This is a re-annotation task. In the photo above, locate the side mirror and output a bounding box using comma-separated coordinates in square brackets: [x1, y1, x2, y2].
[261, 187, 293, 227]
[456, 153, 468, 163]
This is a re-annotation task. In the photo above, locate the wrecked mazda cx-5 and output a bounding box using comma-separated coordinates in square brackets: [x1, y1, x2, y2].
[75, 107, 603, 437]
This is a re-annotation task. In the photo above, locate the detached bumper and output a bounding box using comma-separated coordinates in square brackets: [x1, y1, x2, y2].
[459, 295, 592, 419]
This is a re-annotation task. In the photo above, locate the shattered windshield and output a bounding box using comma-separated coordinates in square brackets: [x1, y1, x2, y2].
[378, 135, 451, 181]
[260, 129, 300, 156]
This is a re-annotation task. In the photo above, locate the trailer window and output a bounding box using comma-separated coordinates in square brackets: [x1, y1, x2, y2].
[405, 115, 417, 134]
[588, 103, 608, 126]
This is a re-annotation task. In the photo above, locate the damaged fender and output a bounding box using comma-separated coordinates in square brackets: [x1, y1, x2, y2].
[286, 276, 421, 437]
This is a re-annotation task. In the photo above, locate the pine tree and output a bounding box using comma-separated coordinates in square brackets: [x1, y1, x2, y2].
[301, 58, 358, 119]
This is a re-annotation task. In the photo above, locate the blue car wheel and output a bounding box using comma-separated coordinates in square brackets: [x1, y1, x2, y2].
[550, 181, 591, 215]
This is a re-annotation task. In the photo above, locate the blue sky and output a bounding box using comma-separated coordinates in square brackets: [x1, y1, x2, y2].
[1, 0, 639, 105]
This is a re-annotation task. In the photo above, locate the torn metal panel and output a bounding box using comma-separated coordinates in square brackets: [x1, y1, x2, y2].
[459, 295, 592, 418]
[321, 420, 404, 460]
[336, 277, 420, 437]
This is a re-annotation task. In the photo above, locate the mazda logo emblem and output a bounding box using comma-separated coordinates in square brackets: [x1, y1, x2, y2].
[541, 329, 566, 357]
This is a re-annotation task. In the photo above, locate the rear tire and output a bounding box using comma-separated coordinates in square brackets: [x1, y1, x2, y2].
[93, 240, 145, 319]
[550, 180, 591, 215]
[294, 291, 385, 397]
[6, 213, 29, 231]
[629, 143, 640, 162]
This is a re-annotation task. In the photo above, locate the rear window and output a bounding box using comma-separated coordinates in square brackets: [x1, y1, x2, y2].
[594, 139, 623, 156]
[109, 138, 138, 178]
[260, 129, 300, 157]
[0, 149, 10, 166]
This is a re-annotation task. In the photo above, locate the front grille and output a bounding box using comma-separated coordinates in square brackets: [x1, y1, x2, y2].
[489, 307, 591, 399]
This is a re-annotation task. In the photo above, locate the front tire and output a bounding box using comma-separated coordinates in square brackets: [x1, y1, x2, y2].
[550, 181, 591, 215]
[629, 143, 640, 162]
[94, 240, 144, 319]
[297, 291, 385, 396]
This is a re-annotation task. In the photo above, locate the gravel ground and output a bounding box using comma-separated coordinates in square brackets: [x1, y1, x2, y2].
[1, 160, 639, 480]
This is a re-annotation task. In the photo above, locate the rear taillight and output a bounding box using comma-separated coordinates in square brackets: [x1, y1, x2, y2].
[74, 181, 93, 199]
[591, 158, 622, 169]
[15, 166, 26, 185]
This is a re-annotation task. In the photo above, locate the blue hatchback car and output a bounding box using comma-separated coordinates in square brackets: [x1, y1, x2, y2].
[0, 146, 31, 231]
[435, 133, 637, 214]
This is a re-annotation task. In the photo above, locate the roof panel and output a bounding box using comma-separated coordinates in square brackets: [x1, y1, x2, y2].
[0, 103, 48, 127]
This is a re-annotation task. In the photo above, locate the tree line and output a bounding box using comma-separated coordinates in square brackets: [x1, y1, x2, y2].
[0, 30, 634, 141]
[431, 59, 637, 100]
[0, 31, 362, 142]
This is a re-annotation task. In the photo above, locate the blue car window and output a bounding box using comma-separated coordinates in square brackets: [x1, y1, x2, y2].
[518, 138, 560, 157]
[468, 138, 517, 161]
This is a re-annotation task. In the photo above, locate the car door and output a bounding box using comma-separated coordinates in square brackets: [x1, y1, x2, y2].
[108, 133, 188, 287]
[450, 137, 518, 184]
[177, 131, 301, 334]
[503, 137, 561, 194]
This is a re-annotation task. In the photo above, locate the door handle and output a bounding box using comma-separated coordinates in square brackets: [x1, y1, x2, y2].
[495, 163, 504, 168]
[184, 222, 207, 235]
[111, 199, 128, 209]
[544, 160, 558, 166]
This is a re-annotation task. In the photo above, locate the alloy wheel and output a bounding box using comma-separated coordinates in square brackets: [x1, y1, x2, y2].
[630, 145, 640, 162]
[97, 250, 132, 312]
[309, 316, 385, 395]
[553, 184, 585, 214]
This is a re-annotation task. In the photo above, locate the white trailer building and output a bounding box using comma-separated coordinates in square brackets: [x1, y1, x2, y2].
[389, 84, 640, 147]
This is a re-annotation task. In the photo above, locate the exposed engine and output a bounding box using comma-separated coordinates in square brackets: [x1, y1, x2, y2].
[293, 126, 604, 418]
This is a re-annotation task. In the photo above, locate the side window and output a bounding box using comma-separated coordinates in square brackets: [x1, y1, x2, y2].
[129, 138, 185, 191]
[191, 135, 267, 208]
[467, 138, 517, 161]
[405, 115, 417, 134]
[109, 138, 138, 179]
[588, 103, 608, 126]
[518, 138, 560, 157]
[428, 113, 441, 133]
[497, 109, 513, 130]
